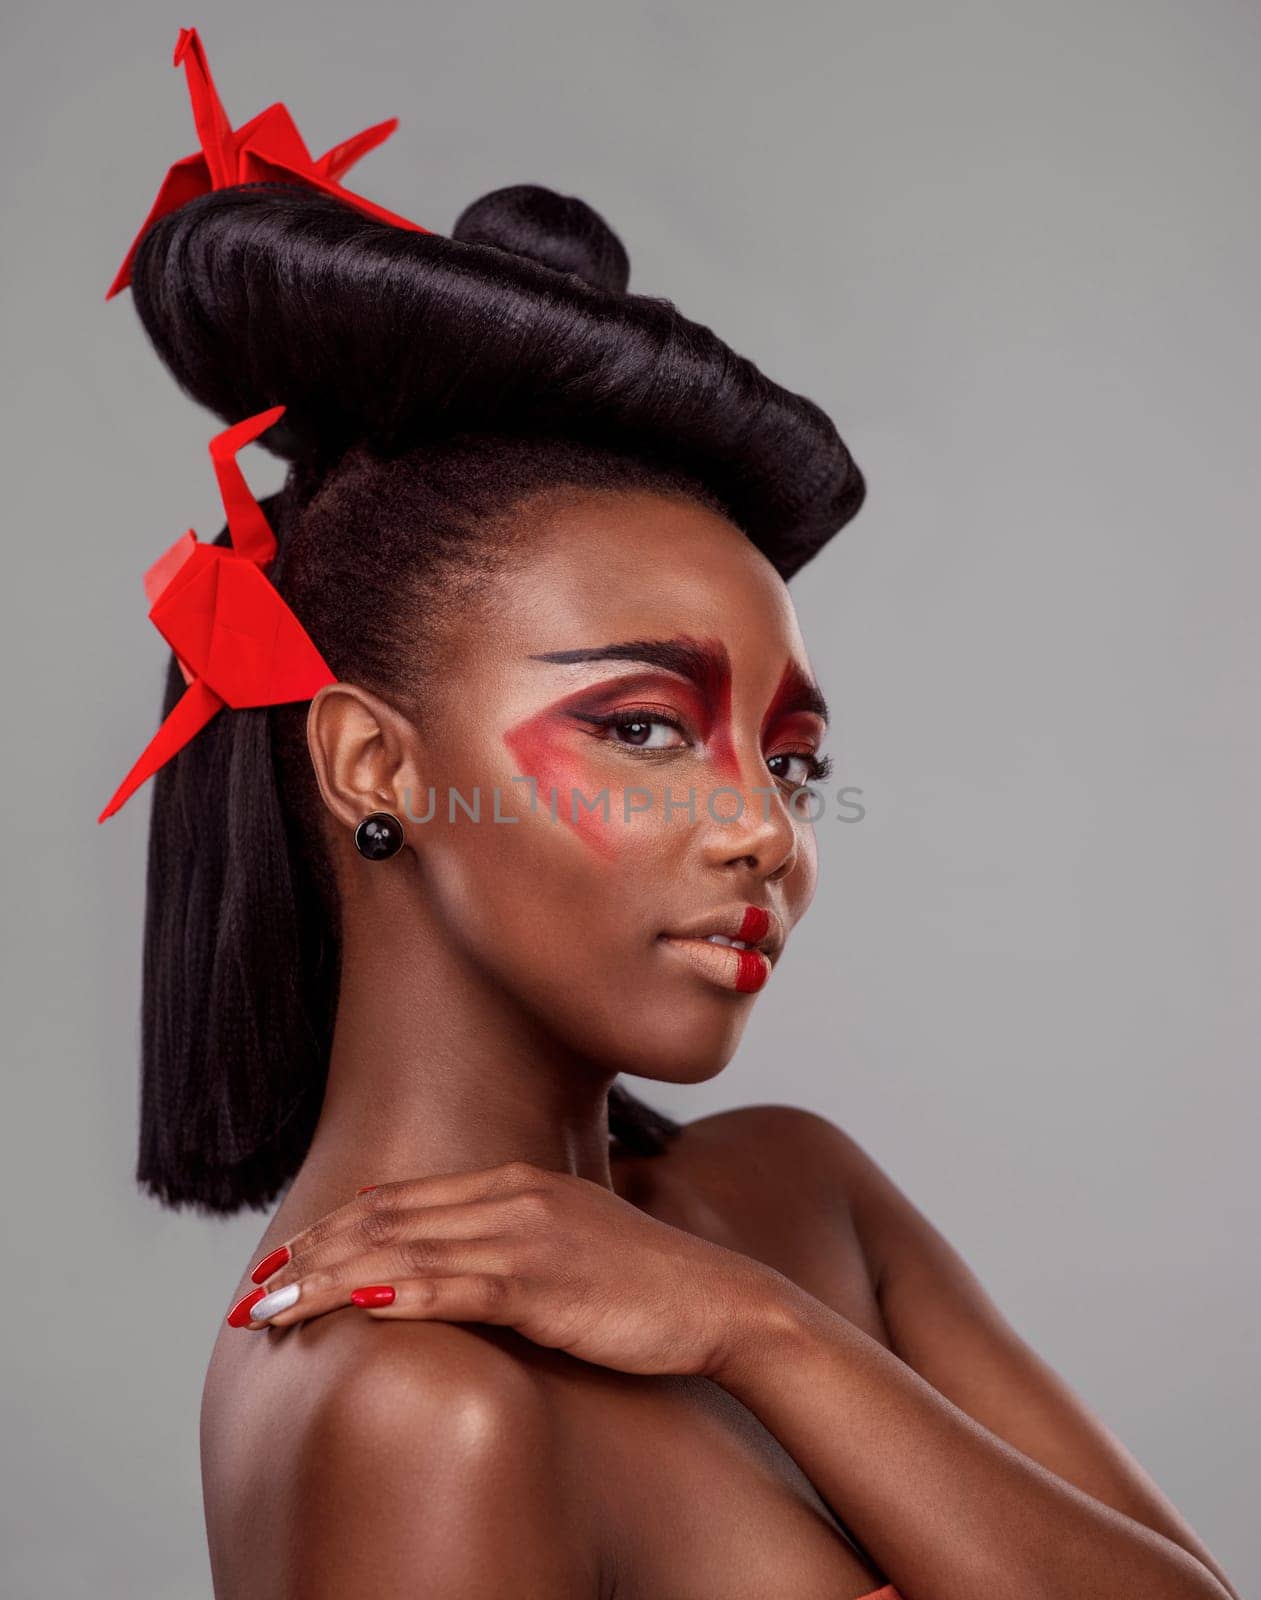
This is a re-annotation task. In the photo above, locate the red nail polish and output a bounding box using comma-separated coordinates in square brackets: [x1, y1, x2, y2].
[250, 1244, 291, 1284]
[351, 1285, 396, 1307]
[227, 1286, 267, 1328]
[355, 1185, 378, 1195]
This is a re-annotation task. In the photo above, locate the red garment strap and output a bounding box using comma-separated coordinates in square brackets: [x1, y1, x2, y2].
[106, 25, 430, 299]
[97, 405, 337, 822]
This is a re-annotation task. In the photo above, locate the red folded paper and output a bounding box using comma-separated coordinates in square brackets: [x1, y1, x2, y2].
[98, 406, 337, 822]
[106, 25, 430, 299]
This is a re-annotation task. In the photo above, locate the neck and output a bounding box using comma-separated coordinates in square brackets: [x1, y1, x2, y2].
[277, 863, 619, 1230]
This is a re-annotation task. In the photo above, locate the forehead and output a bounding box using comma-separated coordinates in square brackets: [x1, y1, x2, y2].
[484, 488, 806, 661]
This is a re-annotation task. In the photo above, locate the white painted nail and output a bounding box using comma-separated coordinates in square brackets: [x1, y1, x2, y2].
[251, 1282, 300, 1320]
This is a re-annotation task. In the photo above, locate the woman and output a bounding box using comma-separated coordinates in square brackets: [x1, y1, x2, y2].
[102, 32, 1240, 1600]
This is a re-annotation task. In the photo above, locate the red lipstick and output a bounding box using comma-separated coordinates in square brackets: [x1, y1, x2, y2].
[657, 903, 781, 994]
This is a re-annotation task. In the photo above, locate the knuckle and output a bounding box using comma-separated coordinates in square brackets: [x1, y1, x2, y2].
[400, 1236, 448, 1275]
[414, 1279, 442, 1310]
[500, 1159, 542, 1189]
[475, 1274, 509, 1309]
[300, 1270, 334, 1300]
[358, 1206, 398, 1247]
[508, 1233, 545, 1275]
[358, 1184, 392, 1214]
[296, 1217, 332, 1254]
[513, 1188, 556, 1228]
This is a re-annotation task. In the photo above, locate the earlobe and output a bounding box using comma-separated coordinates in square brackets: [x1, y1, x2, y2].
[305, 683, 423, 834]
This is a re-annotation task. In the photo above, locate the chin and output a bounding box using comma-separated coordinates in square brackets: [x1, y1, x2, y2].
[567, 990, 754, 1086]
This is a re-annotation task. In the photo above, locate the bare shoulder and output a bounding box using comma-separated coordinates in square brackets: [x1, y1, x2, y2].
[667, 1104, 891, 1335]
[675, 1101, 869, 1204]
[296, 1314, 552, 1475]
[205, 1314, 598, 1598]
[676, 1099, 843, 1152]
[686, 1100, 901, 1195]
[678, 1101, 960, 1292]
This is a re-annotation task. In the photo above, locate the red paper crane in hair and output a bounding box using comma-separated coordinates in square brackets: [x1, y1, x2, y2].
[98, 406, 337, 823]
[105, 25, 430, 299]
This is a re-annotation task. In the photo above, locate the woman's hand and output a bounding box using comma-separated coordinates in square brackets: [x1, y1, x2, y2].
[229, 1161, 795, 1380]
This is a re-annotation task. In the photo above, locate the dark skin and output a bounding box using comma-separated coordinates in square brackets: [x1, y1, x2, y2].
[201, 491, 1240, 1600]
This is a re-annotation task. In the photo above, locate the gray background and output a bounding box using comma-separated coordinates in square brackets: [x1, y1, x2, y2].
[2, 1, 1257, 1594]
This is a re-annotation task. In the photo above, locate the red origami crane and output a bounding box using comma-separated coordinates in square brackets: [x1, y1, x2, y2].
[106, 25, 430, 299]
[97, 405, 337, 822]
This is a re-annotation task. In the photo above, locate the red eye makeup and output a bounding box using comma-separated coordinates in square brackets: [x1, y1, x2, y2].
[759, 659, 831, 788]
[504, 678, 701, 856]
[506, 636, 831, 853]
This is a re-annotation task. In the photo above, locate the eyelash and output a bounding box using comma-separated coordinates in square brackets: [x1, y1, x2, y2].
[582, 708, 833, 786]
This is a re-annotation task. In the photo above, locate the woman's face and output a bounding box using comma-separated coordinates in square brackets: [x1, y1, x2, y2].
[400, 489, 831, 1085]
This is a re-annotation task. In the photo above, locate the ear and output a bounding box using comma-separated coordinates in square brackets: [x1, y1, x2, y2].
[305, 683, 425, 833]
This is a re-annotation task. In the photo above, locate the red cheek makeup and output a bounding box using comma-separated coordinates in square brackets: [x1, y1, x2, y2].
[503, 700, 620, 857]
[504, 657, 719, 857]
[509, 638, 828, 869]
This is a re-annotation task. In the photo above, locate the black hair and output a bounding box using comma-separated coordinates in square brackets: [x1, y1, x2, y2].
[126, 180, 865, 1213]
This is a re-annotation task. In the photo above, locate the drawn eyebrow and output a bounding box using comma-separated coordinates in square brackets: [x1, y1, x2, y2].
[764, 658, 831, 729]
[529, 637, 829, 727]
[529, 637, 725, 688]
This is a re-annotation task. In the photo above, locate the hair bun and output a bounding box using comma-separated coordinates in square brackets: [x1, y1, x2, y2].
[128, 182, 864, 577]
[452, 184, 630, 294]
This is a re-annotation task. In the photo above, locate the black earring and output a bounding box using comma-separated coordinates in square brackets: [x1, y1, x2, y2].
[353, 810, 405, 861]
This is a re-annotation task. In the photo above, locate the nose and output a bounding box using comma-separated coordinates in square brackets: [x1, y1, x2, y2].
[696, 767, 800, 882]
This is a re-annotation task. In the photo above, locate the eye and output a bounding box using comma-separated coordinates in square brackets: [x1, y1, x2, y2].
[584, 707, 691, 752]
[767, 750, 832, 786]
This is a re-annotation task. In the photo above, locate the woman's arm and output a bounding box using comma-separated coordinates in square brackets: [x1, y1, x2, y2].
[239, 1146, 1240, 1600]
[706, 1108, 1241, 1600]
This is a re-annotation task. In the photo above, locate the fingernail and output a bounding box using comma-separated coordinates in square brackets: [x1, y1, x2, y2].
[227, 1287, 266, 1328]
[251, 1282, 301, 1321]
[351, 1285, 395, 1307]
[250, 1244, 291, 1284]
[355, 1185, 378, 1195]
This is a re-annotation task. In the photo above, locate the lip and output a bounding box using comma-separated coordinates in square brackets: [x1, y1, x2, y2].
[659, 903, 784, 957]
[656, 903, 783, 995]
